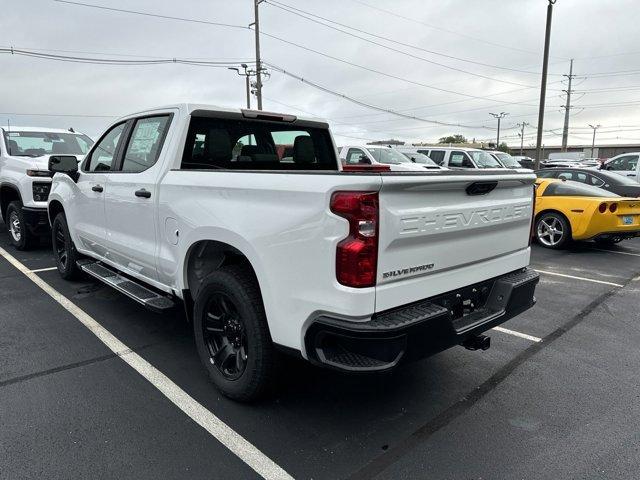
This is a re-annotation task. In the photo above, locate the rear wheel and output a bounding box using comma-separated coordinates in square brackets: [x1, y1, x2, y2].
[6, 201, 33, 250]
[52, 212, 81, 280]
[193, 264, 274, 401]
[535, 212, 571, 249]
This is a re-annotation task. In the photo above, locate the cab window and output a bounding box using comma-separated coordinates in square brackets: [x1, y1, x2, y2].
[85, 123, 126, 172]
[346, 148, 368, 165]
[121, 115, 171, 173]
[449, 151, 474, 168]
[425, 150, 445, 165]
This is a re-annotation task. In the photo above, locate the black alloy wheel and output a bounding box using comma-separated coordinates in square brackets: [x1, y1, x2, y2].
[203, 292, 248, 380]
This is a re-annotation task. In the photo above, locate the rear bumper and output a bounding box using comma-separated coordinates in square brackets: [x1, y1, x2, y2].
[21, 207, 50, 236]
[590, 230, 640, 241]
[305, 267, 539, 372]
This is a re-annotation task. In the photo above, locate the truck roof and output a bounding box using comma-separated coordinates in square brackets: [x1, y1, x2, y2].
[1, 126, 85, 134]
[117, 103, 327, 125]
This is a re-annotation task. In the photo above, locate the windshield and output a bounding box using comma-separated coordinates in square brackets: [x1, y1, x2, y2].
[469, 150, 503, 168]
[4, 131, 94, 157]
[367, 147, 412, 164]
[494, 152, 521, 168]
[401, 152, 438, 166]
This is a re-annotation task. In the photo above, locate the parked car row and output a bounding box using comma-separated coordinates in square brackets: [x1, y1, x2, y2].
[0, 105, 541, 401]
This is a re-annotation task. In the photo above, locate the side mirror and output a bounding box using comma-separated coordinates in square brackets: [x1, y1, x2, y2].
[49, 155, 79, 180]
[410, 156, 416, 163]
[358, 155, 371, 165]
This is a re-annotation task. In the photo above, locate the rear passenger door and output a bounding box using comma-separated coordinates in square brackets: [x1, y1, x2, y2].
[103, 114, 173, 283]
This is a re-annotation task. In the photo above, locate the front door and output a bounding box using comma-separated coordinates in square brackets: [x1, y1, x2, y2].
[73, 122, 126, 258]
[104, 114, 172, 283]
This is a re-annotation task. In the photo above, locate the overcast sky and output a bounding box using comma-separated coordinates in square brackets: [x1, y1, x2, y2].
[2, 0, 640, 148]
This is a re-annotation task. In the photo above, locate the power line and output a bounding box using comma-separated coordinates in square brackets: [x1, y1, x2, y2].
[265, 62, 496, 130]
[347, 0, 558, 59]
[54, 0, 558, 104]
[266, 0, 557, 78]
[54, 0, 248, 30]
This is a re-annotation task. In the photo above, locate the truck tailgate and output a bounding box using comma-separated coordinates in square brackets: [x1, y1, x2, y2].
[375, 173, 535, 312]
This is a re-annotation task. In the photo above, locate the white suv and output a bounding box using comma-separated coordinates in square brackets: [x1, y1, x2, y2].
[339, 145, 429, 171]
[406, 146, 505, 170]
[0, 126, 93, 249]
[602, 152, 640, 183]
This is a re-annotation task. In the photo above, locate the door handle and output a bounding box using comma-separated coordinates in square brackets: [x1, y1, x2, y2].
[135, 188, 151, 198]
[92, 185, 103, 193]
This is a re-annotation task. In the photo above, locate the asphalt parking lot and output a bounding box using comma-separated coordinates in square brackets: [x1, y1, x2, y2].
[1, 225, 639, 480]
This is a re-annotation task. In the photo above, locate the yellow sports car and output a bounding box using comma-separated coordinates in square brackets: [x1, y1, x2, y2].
[534, 178, 640, 249]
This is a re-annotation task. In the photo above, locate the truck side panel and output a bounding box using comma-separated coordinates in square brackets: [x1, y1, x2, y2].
[157, 171, 382, 353]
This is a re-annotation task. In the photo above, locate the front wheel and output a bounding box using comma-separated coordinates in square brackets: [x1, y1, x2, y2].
[52, 212, 81, 280]
[6, 201, 33, 250]
[193, 264, 274, 401]
[535, 212, 571, 249]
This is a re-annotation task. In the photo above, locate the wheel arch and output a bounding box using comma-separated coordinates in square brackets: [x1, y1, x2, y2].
[48, 200, 65, 225]
[0, 183, 22, 219]
[183, 239, 263, 305]
[535, 209, 573, 238]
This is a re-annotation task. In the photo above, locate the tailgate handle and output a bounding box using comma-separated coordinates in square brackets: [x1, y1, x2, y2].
[466, 181, 497, 196]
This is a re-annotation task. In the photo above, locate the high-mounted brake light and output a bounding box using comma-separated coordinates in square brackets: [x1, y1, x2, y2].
[598, 202, 607, 213]
[330, 191, 379, 288]
[240, 109, 297, 123]
[609, 202, 618, 213]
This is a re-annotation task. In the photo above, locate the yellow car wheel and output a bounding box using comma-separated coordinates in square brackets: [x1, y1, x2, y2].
[535, 212, 572, 249]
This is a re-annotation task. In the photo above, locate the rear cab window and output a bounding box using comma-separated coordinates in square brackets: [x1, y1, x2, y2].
[181, 116, 338, 171]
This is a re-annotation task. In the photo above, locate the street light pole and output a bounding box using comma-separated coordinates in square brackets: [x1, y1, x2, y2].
[228, 64, 252, 109]
[490, 112, 508, 149]
[535, 0, 557, 170]
[589, 124, 601, 157]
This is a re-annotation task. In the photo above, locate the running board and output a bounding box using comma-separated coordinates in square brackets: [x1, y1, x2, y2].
[78, 260, 175, 313]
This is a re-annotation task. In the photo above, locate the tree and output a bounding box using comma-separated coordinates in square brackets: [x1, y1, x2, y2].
[497, 142, 510, 153]
[438, 134, 467, 144]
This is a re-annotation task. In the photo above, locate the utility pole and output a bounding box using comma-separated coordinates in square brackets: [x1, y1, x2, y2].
[535, 0, 557, 170]
[589, 124, 601, 157]
[518, 122, 530, 155]
[228, 63, 252, 109]
[561, 58, 575, 152]
[252, 0, 264, 110]
[489, 112, 508, 149]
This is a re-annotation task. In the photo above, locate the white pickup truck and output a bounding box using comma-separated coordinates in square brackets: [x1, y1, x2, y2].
[0, 126, 93, 249]
[47, 104, 539, 400]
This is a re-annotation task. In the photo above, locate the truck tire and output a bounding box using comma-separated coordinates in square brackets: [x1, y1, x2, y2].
[52, 212, 81, 280]
[6, 201, 33, 250]
[535, 211, 571, 249]
[193, 264, 274, 401]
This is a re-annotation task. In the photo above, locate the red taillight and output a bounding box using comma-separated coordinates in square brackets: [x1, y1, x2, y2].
[598, 202, 607, 213]
[330, 191, 379, 288]
[609, 203, 618, 213]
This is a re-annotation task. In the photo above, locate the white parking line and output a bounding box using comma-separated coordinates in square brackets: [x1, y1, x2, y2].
[535, 269, 624, 288]
[492, 326, 542, 343]
[0, 247, 293, 480]
[29, 266, 58, 273]
[592, 248, 640, 257]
